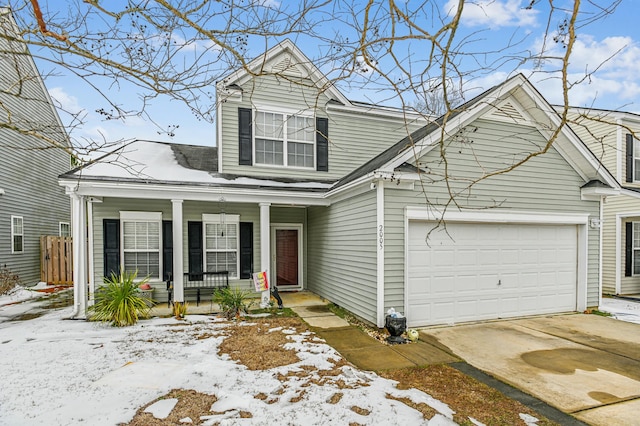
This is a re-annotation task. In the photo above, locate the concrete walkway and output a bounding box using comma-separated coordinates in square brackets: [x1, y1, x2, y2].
[280, 291, 460, 370]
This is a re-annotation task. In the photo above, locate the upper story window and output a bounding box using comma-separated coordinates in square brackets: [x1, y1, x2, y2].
[238, 107, 328, 172]
[11, 216, 23, 253]
[634, 138, 640, 181]
[254, 111, 315, 168]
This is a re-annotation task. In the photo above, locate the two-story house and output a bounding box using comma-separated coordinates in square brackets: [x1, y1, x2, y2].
[564, 107, 640, 298]
[1, 8, 71, 286]
[60, 40, 618, 327]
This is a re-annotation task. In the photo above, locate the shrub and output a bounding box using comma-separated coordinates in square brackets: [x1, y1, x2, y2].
[0, 264, 20, 295]
[172, 301, 189, 319]
[213, 287, 254, 320]
[89, 270, 154, 326]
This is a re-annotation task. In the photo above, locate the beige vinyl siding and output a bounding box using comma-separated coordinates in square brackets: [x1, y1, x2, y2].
[0, 12, 71, 285]
[307, 190, 377, 323]
[600, 194, 640, 295]
[619, 118, 640, 190]
[220, 74, 421, 180]
[92, 199, 266, 300]
[566, 110, 619, 177]
[383, 118, 601, 310]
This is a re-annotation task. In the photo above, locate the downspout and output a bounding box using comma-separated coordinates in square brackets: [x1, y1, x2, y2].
[376, 180, 385, 328]
[598, 197, 604, 307]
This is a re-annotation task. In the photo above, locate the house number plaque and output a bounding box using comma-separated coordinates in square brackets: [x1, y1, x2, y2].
[379, 225, 384, 249]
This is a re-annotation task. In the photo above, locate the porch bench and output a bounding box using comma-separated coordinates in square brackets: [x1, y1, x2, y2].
[166, 271, 229, 307]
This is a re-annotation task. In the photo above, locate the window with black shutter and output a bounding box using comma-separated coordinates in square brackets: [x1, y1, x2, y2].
[239, 222, 253, 279]
[162, 220, 173, 282]
[188, 221, 203, 280]
[103, 219, 120, 278]
[316, 117, 328, 172]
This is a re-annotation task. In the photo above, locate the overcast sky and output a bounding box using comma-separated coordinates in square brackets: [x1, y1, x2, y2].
[27, 0, 640, 148]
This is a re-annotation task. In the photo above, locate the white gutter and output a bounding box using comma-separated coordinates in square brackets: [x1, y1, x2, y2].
[59, 179, 332, 206]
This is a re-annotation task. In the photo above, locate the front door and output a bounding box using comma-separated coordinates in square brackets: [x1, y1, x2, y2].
[271, 225, 302, 290]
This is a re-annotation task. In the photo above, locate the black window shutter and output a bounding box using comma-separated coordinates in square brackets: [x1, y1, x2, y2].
[239, 222, 254, 279]
[103, 219, 120, 279]
[626, 222, 633, 277]
[316, 117, 329, 172]
[626, 133, 634, 183]
[239, 107, 252, 165]
[188, 221, 203, 280]
[162, 220, 173, 282]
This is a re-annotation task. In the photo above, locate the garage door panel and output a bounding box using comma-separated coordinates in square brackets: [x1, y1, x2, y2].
[407, 221, 578, 327]
[456, 275, 479, 292]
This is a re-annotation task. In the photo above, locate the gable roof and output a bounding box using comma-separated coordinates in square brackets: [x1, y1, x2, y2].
[333, 74, 619, 191]
[218, 39, 351, 106]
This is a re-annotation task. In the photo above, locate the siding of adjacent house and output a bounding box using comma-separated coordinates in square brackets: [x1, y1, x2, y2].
[382, 117, 602, 311]
[0, 10, 71, 285]
[566, 110, 620, 179]
[566, 110, 640, 296]
[600, 194, 640, 295]
[219, 51, 421, 181]
[306, 190, 377, 323]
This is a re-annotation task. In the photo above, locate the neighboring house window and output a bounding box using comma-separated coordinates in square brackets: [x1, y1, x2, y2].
[59, 222, 71, 237]
[635, 138, 640, 181]
[120, 212, 162, 280]
[634, 222, 640, 275]
[254, 110, 315, 168]
[11, 216, 23, 253]
[625, 133, 640, 182]
[203, 214, 239, 278]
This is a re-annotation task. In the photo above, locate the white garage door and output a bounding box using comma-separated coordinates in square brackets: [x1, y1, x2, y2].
[407, 221, 578, 327]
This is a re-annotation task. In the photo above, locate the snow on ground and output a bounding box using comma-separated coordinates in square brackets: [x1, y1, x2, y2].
[1, 290, 638, 426]
[0, 295, 456, 426]
[0, 283, 50, 307]
[599, 297, 640, 324]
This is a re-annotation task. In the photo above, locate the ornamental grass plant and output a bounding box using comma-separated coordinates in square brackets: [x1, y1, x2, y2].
[213, 287, 254, 320]
[89, 270, 154, 326]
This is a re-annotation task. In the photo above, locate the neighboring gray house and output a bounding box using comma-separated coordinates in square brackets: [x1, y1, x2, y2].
[60, 40, 618, 327]
[562, 107, 640, 297]
[0, 8, 71, 285]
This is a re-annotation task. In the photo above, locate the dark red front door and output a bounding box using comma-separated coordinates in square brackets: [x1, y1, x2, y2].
[275, 229, 298, 287]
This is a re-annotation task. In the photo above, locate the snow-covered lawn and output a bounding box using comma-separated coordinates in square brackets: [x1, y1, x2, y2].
[2, 287, 639, 426]
[0, 290, 455, 426]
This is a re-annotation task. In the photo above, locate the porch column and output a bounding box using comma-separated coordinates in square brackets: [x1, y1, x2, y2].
[376, 181, 385, 328]
[260, 202, 271, 308]
[70, 191, 88, 319]
[86, 198, 95, 305]
[172, 199, 184, 303]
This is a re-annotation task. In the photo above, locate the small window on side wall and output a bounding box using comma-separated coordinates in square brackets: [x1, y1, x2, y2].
[59, 222, 71, 237]
[11, 216, 23, 253]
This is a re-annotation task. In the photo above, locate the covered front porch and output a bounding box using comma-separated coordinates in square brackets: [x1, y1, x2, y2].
[65, 189, 330, 319]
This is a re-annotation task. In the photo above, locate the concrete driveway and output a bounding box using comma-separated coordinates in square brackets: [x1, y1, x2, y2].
[421, 314, 640, 426]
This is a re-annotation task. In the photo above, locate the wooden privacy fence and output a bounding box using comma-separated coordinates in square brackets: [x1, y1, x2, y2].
[40, 236, 73, 285]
